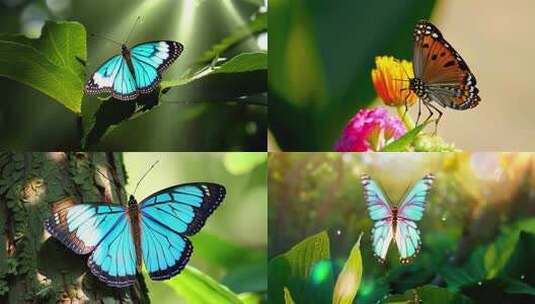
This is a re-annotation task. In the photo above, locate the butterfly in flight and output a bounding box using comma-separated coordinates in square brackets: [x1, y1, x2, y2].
[44, 183, 225, 287]
[85, 39, 183, 101]
[408, 20, 480, 130]
[361, 174, 434, 263]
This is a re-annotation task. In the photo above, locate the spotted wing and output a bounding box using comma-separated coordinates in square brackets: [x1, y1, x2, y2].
[139, 183, 225, 280]
[413, 20, 480, 110]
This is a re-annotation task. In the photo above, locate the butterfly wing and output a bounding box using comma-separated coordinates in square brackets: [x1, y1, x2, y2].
[44, 198, 138, 287]
[44, 198, 126, 254]
[139, 183, 225, 280]
[85, 54, 123, 96]
[86, 54, 140, 101]
[395, 218, 421, 264]
[130, 41, 183, 93]
[398, 174, 434, 221]
[361, 175, 394, 262]
[413, 20, 480, 110]
[87, 213, 138, 287]
[394, 174, 434, 263]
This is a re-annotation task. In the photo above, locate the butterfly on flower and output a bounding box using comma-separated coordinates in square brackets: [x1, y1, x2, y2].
[407, 20, 480, 129]
[85, 39, 183, 101]
[361, 174, 434, 264]
[44, 183, 225, 287]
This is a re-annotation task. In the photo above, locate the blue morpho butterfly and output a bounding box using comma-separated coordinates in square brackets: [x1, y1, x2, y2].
[44, 181, 225, 287]
[361, 174, 434, 264]
[84, 22, 183, 101]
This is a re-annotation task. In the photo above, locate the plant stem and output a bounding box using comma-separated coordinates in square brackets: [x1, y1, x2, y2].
[396, 105, 415, 130]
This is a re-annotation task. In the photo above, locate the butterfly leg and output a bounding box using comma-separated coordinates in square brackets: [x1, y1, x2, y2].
[422, 100, 434, 124]
[415, 98, 423, 126]
[426, 102, 443, 135]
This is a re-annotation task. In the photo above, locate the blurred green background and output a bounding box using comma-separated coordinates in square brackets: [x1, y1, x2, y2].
[124, 152, 267, 303]
[0, 0, 267, 150]
[270, 0, 535, 151]
[268, 152, 535, 303]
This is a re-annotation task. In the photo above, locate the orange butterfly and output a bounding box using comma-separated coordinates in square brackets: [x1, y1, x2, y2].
[408, 20, 481, 129]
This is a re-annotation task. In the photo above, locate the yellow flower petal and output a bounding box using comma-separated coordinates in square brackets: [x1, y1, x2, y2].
[371, 56, 418, 107]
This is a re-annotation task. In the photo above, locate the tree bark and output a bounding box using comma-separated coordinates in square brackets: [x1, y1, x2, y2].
[0, 152, 150, 304]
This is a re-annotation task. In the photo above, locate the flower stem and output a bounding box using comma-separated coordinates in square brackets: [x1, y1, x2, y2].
[396, 105, 415, 130]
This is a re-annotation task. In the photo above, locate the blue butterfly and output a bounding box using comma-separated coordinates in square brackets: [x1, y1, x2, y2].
[85, 41, 183, 101]
[44, 183, 225, 287]
[361, 174, 433, 264]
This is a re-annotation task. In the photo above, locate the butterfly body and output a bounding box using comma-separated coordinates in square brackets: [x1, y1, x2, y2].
[361, 174, 434, 264]
[85, 40, 183, 101]
[410, 20, 480, 127]
[45, 183, 225, 287]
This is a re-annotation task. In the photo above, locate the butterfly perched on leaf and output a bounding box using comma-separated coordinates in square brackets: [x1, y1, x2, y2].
[85, 40, 183, 101]
[409, 20, 480, 127]
[44, 183, 225, 287]
[361, 174, 434, 263]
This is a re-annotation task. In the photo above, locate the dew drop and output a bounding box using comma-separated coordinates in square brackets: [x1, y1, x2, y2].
[521, 274, 525, 280]
[477, 281, 482, 286]
[336, 229, 341, 236]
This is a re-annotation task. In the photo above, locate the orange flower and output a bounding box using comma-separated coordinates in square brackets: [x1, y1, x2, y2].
[371, 56, 418, 107]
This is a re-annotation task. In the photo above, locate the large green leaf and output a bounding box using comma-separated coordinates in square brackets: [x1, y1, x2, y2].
[0, 21, 86, 113]
[162, 266, 243, 304]
[332, 233, 363, 304]
[268, 231, 334, 304]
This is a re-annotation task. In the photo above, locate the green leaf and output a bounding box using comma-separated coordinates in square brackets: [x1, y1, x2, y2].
[284, 287, 296, 304]
[485, 220, 535, 279]
[161, 52, 267, 90]
[384, 286, 472, 304]
[268, 231, 334, 304]
[224, 153, 267, 175]
[0, 21, 86, 113]
[197, 12, 267, 64]
[332, 233, 363, 304]
[380, 120, 432, 152]
[504, 279, 535, 296]
[238, 292, 263, 304]
[163, 266, 243, 304]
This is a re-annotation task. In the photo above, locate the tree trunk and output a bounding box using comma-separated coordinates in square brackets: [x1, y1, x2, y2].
[0, 152, 150, 303]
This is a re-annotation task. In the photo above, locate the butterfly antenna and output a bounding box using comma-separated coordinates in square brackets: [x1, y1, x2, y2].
[133, 160, 159, 196]
[90, 33, 122, 46]
[94, 166, 114, 183]
[125, 16, 143, 45]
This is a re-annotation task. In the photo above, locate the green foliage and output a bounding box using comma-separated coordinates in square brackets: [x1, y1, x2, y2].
[223, 153, 267, 175]
[0, 21, 86, 113]
[269, 231, 334, 304]
[381, 120, 431, 151]
[197, 12, 267, 64]
[152, 266, 244, 304]
[269, 153, 535, 303]
[385, 286, 472, 304]
[270, 0, 437, 150]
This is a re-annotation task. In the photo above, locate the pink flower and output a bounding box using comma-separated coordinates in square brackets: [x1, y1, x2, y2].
[335, 108, 407, 151]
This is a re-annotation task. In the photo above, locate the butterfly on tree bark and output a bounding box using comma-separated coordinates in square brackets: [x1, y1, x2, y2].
[44, 183, 225, 287]
[406, 20, 481, 131]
